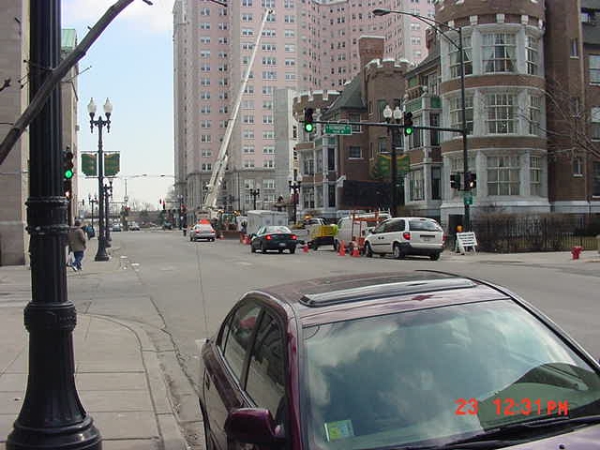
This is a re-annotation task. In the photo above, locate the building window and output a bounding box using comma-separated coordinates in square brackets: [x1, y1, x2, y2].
[594, 162, 600, 196]
[487, 155, 520, 196]
[243, 129, 255, 139]
[482, 33, 516, 73]
[243, 115, 255, 124]
[263, 160, 275, 168]
[431, 166, 441, 200]
[485, 93, 517, 134]
[410, 117, 422, 148]
[573, 157, 583, 177]
[243, 146, 255, 154]
[378, 137, 387, 154]
[262, 115, 273, 124]
[526, 35, 539, 75]
[263, 179, 275, 190]
[263, 146, 274, 154]
[449, 95, 473, 135]
[348, 146, 362, 159]
[327, 148, 335, 171]
[529, 95, 542, 135]
[449, 35, 472, 78]
[243, 160, 255, 168]
[349, 114, 361, 132]
[570, 39, 579, 58]
[263, 131, 275, 139]
[201, 149, 212, 157]
[590, 55, 600, 84]
[409, 169, 424, 201]
[591, 107, 600, 139]
[201, 163, 212, 171]
[430, 113, 440, 146]
[201, 134, 211, 143]
[531, 155, 542, 195]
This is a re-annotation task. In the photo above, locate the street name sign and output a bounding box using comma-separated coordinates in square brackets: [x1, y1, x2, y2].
[325, 123, 352, 135]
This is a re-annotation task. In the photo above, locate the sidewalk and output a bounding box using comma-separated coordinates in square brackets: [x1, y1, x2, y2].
[0, 240, 189, 450]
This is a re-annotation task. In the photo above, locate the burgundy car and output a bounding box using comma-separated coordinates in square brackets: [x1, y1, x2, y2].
[198, 271, 600, 450]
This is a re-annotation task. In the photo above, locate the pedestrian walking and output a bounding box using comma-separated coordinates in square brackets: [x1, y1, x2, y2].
[68, 220, 87, 271]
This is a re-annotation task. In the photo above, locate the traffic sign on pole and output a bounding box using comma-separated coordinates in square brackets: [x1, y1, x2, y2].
[324, 123, 352, 135]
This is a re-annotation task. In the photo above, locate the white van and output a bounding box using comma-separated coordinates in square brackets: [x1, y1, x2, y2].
[334, 212, 391, 250]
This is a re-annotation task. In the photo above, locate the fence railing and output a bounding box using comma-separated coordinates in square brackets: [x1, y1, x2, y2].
[449, 214, 600, 253]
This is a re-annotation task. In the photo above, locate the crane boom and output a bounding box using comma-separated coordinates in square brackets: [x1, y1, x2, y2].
[202, 8, 273, 210]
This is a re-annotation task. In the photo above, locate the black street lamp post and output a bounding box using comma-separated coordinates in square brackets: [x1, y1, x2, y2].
[383, 104, 403, 217]
[178, 194, 184, 229]
[373, 8, 470, 229]
[104, 180, 113, 247]
[88, 194, 98, 237]
[6, 1, 102, 449]
[249, 188, 260, 210]
[88, 97, 113, 261]
[288, 176, 302, 225]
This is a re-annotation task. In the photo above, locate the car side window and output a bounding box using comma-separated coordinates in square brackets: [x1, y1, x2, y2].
[372, 221, 387, 234]
[222, 302, 261, 380]
[388, 220, 405, 233]
[245, 313, 286, 423]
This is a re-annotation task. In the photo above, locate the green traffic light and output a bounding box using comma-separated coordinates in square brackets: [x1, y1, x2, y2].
[404, 127, 413, 136]
[64, 169, 74, 179]
[304, 123, 314, 133]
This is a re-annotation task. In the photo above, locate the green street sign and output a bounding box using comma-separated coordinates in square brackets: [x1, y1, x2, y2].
[325, 123, 352, 135]
[104, 152, 120, 177]
[81, 153, 97, 177]
[371, 153, 410, 179]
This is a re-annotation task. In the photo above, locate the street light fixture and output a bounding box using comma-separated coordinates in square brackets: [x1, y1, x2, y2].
[249, 188, 260, 210]
[288, 174, 302, 225]
[104, 180, 113, 247]
[88, 97, 113, 261]
[373, 8, 471, 229]
[88, 193, 98, 235]
[383, 105, 403, 217]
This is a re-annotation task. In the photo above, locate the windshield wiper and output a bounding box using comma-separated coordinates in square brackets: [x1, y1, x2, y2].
[395, 440, 511, 449]
[420, 414, 600, 449]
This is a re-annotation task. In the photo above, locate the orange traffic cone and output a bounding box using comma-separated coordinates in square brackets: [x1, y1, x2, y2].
[338, 241, 346, 256]
[243, 235, 250, 245]
[351, 241, 360, 257]
[303, 242, 309, 253]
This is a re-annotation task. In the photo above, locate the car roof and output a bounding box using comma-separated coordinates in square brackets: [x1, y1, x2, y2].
[253, 271, 512, 327]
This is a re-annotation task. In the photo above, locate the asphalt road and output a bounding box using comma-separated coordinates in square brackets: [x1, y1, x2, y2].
[104, 228, 600, 391]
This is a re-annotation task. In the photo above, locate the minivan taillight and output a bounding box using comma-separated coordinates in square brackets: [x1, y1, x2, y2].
[266, 235, 272, 240]
[403, 232, 411, 240]
[442, 234, 447, 242]
[291, 235, 297, 240]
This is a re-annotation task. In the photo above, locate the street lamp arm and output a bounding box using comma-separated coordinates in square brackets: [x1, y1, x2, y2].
[373, 8, 462, 51]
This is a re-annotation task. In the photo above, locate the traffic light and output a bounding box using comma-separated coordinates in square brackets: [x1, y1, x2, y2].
[403, 112, 414, 136]
[64, 179, 72, 198]
[466, 171, 477, 189]
[303, 107, 314, 133]
[450, 173, 461, 190]
[63, 150, 74, 180]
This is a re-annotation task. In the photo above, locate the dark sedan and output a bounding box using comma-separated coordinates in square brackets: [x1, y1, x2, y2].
[198, 271, 600, 450]
[250, 225, 298, 254]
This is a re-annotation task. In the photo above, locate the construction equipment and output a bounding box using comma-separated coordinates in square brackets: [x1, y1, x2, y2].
[202, 9, 273, 212]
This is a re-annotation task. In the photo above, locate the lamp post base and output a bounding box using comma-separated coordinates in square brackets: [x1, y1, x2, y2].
[94, 237, 110, 261]
[7, 417, 102, 450]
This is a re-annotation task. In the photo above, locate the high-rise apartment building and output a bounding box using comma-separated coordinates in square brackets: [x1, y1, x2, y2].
[173, 0, 433, 215]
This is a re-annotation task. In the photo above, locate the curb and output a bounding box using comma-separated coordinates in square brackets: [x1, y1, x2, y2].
[83, 314, 189, 450]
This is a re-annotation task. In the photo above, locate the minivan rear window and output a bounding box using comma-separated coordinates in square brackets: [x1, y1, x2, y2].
[409, 219, 442, 232]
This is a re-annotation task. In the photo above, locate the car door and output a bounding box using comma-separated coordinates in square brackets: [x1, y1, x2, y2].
[252, 227, 265, 249]
[368, 220, 388, 253]
[203, 300, 262, 450]
[236, 311, 289, 450]
[386, 219, 406, 251]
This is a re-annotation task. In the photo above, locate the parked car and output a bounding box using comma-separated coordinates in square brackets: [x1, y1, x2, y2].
[198, 271, 600, 450]
[190, 222, 216, 242]
[364, 217, 445, 260]
[129, 221, 140, 231]
[334, 212, 391, 251]
[111, 223, 122, 232]
[250, 225, 298, 254]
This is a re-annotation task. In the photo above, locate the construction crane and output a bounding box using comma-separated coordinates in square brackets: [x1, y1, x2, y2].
[202, 8, 273, 212]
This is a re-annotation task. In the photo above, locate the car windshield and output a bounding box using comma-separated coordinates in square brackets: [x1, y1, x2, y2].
[265, 226, 291, 234]
[302, 300, 600, 449]
[408, 219, 443, 232]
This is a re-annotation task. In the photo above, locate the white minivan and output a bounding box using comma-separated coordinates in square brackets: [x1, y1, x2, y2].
[334, 212, 391, 251]
[364, 217, 445, 260]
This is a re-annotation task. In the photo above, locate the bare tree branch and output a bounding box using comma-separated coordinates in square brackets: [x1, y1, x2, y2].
[0, 79, 11, 93]
[0, 0, 142, 165]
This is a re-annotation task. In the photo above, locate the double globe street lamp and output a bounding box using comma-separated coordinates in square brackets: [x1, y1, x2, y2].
[383, 104, 403, 217]
[373, 8, 471, 229]
[87, 97, 113, 261]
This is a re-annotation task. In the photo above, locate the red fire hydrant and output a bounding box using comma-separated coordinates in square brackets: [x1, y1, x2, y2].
[571, 246, 584, 260]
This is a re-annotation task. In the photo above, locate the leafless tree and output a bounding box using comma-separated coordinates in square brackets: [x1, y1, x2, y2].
[0, 0, 151, 165]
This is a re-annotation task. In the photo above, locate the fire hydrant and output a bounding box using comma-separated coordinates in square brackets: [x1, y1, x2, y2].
[571, 246, 584, 260]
